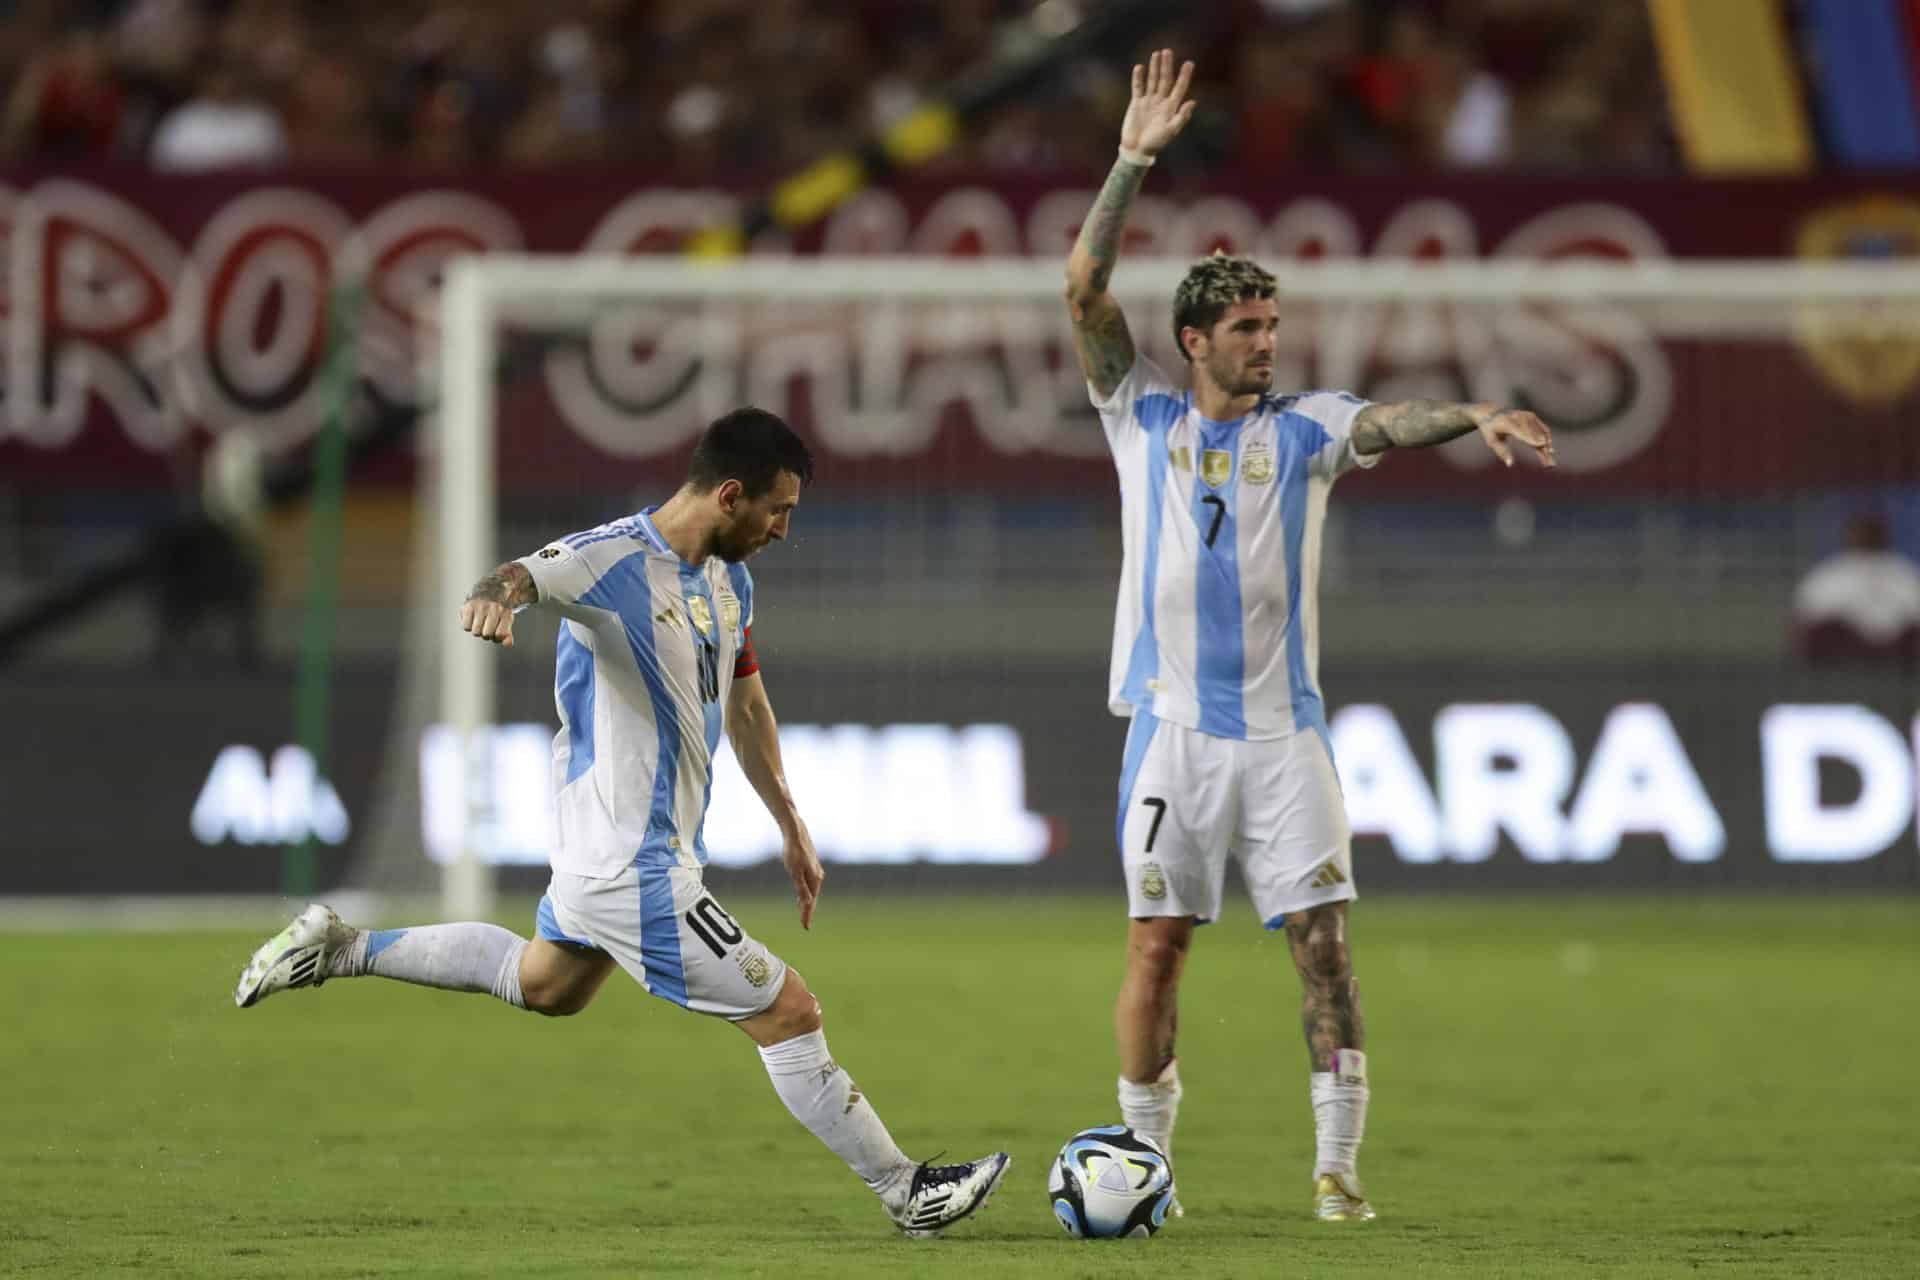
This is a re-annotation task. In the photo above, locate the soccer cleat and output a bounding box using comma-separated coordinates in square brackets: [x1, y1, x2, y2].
[234, 904, 358, 1008]
[889, 1152, 1011, 1238]
[1312, 1172, 1376, 1222]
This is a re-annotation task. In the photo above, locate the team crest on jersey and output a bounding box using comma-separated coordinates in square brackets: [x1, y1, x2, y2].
[687, 595, 715, 638]
[1243, 443, 1275, 485]
[1138, 861, 1167, 901]
[718, 589, 741, 632]
[1168, 446, 1193, 472]
[1201, 449, 1233, 488]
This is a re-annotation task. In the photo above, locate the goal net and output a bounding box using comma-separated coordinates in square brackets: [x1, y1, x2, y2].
[344, 256, 1920, 914]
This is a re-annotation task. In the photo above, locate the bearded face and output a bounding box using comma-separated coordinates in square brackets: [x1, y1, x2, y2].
[1186, 297, 1278, 401]
[713, 470, 802, 562]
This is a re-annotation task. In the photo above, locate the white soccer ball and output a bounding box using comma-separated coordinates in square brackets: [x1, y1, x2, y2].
[1047, 1125, 1175, 1239]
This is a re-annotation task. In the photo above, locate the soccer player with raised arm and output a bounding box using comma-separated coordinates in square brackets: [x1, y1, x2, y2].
[233, 408, 1009, 1238]
[1065, 50, 1556, 1223]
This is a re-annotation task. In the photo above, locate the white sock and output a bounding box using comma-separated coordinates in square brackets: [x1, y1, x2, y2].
[1117, 1059, 1182, 1161]
[759, 1030, 915, 1203]
[332, 924, 528, 1009]
[1311, 1048, 1369, 1179]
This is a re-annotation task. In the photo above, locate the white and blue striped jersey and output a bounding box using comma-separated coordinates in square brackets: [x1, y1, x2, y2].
[516, 510, 754, 879]
[1093, 355, 1376, 742]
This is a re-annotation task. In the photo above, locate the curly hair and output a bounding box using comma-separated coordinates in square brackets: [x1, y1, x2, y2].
[1171, 251, 1277, 362]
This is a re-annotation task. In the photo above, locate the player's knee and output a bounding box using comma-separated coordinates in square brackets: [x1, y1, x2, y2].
[1129, 934, 1189, 987]
[766, 968, 823, 1038]
[1294, 921, 1352, 990]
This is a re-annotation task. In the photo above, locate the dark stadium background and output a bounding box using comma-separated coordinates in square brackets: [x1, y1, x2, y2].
[3, 3, 1918, 1275]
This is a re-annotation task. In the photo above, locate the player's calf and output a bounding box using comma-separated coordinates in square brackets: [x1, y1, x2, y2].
[749, 972, 1007, 1236]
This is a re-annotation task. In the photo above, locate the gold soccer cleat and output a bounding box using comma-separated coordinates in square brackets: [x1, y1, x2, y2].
[1312, 1172, 1376, 1222]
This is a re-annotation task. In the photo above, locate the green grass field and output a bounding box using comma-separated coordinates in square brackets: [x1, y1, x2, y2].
[3, 893, 1917, 1278]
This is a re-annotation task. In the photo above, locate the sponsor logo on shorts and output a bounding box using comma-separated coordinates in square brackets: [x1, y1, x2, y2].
[737, 949, 772, 988]
[843, 1080, 864, 1114]
[1309, 859, 1349, 889]
[1139, 861, 1167, 901]
[1243, 442, 1274, 485]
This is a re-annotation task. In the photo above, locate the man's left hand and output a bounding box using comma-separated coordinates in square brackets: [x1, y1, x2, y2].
[1478, 408, 1556, 468]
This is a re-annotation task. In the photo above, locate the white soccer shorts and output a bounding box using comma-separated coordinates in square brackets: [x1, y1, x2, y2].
[1116, 710, 1356, 928]
[537, 864, 788, 1020]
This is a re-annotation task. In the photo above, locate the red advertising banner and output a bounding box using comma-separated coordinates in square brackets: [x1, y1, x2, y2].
[2, 169, 1917, 494]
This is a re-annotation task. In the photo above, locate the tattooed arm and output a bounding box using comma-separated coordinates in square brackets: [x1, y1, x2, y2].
[1065, 49, 1195, 400]
[458, 561, 537, 647]
[1352, 400, 1557, 469]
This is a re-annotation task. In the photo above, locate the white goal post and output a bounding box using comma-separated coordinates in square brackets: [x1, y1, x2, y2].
[430, 255, 1920, 919]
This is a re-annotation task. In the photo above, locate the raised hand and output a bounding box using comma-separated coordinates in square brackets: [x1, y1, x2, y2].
[1120, 48, 1196, 159]
[1478, 408, 1556, 469]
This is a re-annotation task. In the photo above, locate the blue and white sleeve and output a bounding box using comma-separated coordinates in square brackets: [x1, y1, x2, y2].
[1089, 354, 1181, 449]
[1299, 391, 1380, 480]
[515, 538, 601, 608]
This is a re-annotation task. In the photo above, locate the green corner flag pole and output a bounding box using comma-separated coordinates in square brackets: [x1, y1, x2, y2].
[285, 281, 364, 899]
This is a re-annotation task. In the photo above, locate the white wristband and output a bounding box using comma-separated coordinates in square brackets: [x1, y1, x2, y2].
[1117, 146, 1156, 168]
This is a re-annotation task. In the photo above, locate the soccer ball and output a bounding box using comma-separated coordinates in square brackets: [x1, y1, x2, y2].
[1047, 1125, 1175, 1239]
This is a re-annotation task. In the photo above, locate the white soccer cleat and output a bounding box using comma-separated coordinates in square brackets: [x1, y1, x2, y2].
[889, 1152, 1011, 1238]
[234, 904, 358, 1008]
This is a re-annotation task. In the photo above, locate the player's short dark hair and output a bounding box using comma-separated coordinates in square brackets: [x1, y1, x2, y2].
[1172, 251, 1278, 362]
[686, 407, 815, 497]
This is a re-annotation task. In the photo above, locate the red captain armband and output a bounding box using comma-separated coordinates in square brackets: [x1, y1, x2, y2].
[733, 626, 759, 678]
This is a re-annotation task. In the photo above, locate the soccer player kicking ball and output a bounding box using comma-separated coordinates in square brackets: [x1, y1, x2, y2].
[1065, 50, 1555, 1223]
[234, 408, 1009, 1238]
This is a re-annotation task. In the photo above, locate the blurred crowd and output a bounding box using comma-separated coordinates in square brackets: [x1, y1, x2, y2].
[0, 0, 1675, 177]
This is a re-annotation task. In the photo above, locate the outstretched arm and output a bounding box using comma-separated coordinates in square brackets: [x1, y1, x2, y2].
[727, 672, 822, 929]
[1065, 48, 1196, 399]
[459, 561, 537, 647]
[1351, 401, 1556, 469]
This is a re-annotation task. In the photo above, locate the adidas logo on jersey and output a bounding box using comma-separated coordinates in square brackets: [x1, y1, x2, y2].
[654, 608, 683, 629]
[1309, 860, 1348, 889]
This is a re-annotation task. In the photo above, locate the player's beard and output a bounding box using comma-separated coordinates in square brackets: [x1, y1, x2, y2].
[1206, 351, 1272, 399]
[713, 521, 763, 563]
